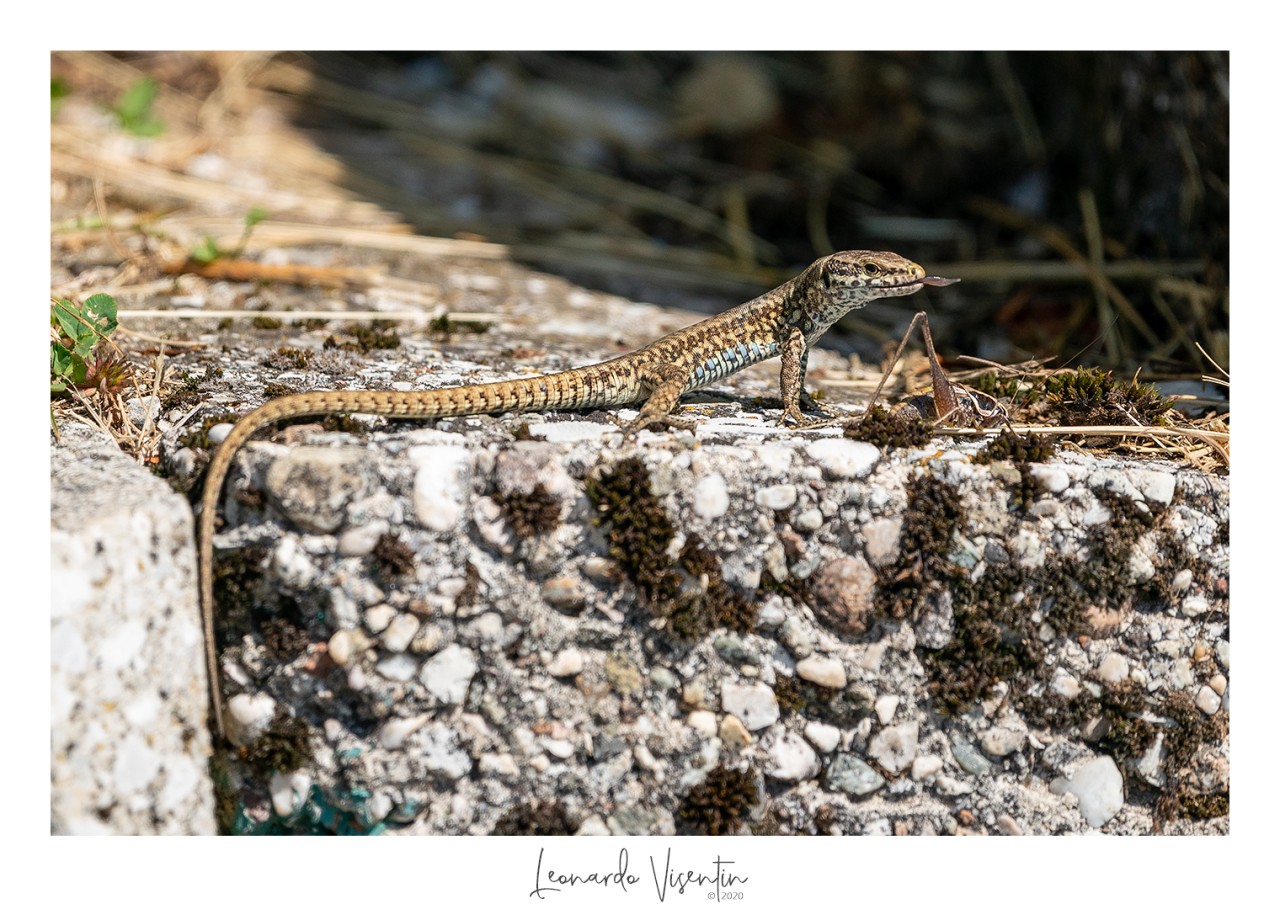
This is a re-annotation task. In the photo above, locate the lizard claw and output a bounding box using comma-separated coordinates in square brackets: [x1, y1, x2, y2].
[620, 411, 699, 438]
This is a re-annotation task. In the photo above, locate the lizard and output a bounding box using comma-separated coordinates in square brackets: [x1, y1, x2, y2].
[197, 249, 957, 738]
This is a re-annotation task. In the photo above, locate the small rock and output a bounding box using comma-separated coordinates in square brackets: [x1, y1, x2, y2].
[125, 395, 162, 428]
[794, 508, 823, 532]
[420, 644, 478, 704]
[980, 727, 1025, 758]
[381, 614, 421, 653]
[363, 603, 395, 634]
[804, 439, 880, 479]
[409, 445, 470, 532]
[693, 473, 730, 519]
[1096, 652, 1130, 684]
[875, 694, 900, 725]
[804, 722, 841, 753]
[1050, 670, 1081, 698]
[861, 518, 902, 567]
[687, 710, 718, 737]
[338, 522, 386, 557]
[1195, 686, 1222, 714]
[719, 714, 752, 747]
[810, 554, 877, 636]
[328, 628, 357, 667]
[546, 648, 585, 677]
[868, 723, 918, 774]
[912, 754, 944, 781]
[1059, 756, 1124, 828]
[755, 483, 798, 511]
[913, 588, 955, 649]
[226, 692, 276, 744]
[765, 730, 819, 780]
[541, 575, 586, 612]
[721, 682, 780, 731]
[380, 715, 429, 750]
[950, 736, 992, 776]
[826, 753, 884, 796]
[796, 655, 847, 688]
[375, 653, 418, 682]
[1209, 673, 1227, 695]
[1031, 465, 1071, 494]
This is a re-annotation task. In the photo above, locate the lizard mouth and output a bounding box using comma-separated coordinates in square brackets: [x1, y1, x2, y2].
[880, 275, 961, 289]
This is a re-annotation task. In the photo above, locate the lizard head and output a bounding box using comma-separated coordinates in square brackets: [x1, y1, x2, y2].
[800, 250, 957, 329]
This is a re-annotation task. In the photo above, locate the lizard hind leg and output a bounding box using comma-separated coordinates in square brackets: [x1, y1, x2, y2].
[620, 364, 699, 437]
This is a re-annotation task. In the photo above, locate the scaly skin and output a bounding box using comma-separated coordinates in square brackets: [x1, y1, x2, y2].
[198, 250, 950, 737]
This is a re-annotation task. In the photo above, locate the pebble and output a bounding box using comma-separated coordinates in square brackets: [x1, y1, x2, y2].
[980, 727, 1025, 758]
[1135, 734, 1166, 788]
[809, 554, 877, 636]
[1195, 686, 1222, 714]
[1181, 595, 1210, 616]
[379, 715, 429, 750]
[912, 754, 944, 781]
[796, 655, 847, 688]
[206, 422, 234, 446]
[765, 730, 819, 780]
[826, 753, 884, 796]
[546, 648, 585, 677]
[328, 628, 357, 667]
[804, 722, 841, 753]
[1170, 569, 1194, 594]
[950, 736, 993, 776]
[868, 723, 918, 774]
[375, 653, 418, 682]
[409, 445, 470, 531]
[755, 483, 798, 511]
[541, 576, 586, 611]
[1058, 756, 1124, 828]
[1127, 469, 1176, 506]
[226, 692, 276, 743]
[421, 644, 478, 704]
[793, 508, 824, 532]
[1031, 465, 1070, 494]
[1209, 673, 1227, 695]
[757, 596, 788, 628]
[420, 724, 472, 779]
[860, 519, 902, 567]
[541, 737, 575, 759]
[1050, 670, 1081, 698]
[718, 714, 752, 747]
[266, 448, 371, 533]
[269, 771, 311, 817]
[270, 534, 318, 590]
[687, 710, 718, 737]
[693, 473, 730, 519]
[363, 602, 395, 634]
[996, 814, 1023, 836]
[875, 694, 901, 725]
[721, 682, 780, 731]
[804, 438, 880, 478]
[1095, 652, 1130, 684]
[125, 395, 162, 428]
[576, 815, 611, 836]
[381, 614, 422, 653]
[913, 589, 955, 650]
[338, 522, 386, 557]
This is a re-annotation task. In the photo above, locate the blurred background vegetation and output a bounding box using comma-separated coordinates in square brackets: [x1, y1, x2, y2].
[52, 51, 1228, 406]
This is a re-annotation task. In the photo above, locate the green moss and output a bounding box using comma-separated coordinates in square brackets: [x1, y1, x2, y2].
[494, 483, 562, 539]
[878, 474, 965, 621]
[430, 314, 492, 335]
[584, 458, 756, 640]
[1043, 367, 1174, 426]
[267, 347, 313, 370]
[845, 405, 933, 449]
[251, 315, 283, 330]
[240, 714, 312, 778]
[492, 801, 578, 835]
[677, 766, 759, 835]
[974, 430, 1055, 510]
[263, 381, 297, 400]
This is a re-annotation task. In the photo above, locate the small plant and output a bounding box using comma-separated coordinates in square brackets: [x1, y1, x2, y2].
[113, 77, 165, 137]
[50, 293, 120, 394]
[191, 207, 269, 264]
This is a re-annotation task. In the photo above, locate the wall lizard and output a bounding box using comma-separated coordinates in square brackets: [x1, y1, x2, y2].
[198, 249, 956, 737]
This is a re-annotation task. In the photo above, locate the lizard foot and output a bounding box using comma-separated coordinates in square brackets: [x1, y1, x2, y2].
[620, 412, 700, 438]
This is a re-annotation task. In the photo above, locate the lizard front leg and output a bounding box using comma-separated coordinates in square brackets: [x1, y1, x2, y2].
[779, 326, 811, 427]
[621, 363, 699, 436]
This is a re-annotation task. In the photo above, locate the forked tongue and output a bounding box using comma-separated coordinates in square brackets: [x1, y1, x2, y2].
[920, 276, 960, 286]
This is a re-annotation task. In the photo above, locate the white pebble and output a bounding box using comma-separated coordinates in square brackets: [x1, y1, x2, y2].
[804, 438, 880, 478]
[227, 692, 276, 742]
[797, 655, 847, 688]
[1050, 670, 1081, 698]
[765, 730, 819, 780]
[547, 648, 585, 677]
[794, 507, 824, 532]
[1195, 686, 1222, 714]
[1181, 595, 1210, 616]
[687, 710, 718, 737]
[980, 727, 1025, 758]
[541, 738, 575, 759]
[1031, 465, 1071, 493]
[480, 752, 518, 776]
[803, 722, 841, 753]
[379, 715, 428, 750]
[410, 445, 470, 531]
[693, 473, 730, 519]
[875, 694, 901, 724]
[375, 653, 418, 682]
[381, 614, 421, 653]
[576, 815, 612, 836]
[1095, 652, 1130, 684]
[420, 644, 478, 704]
[868, 722, 918, 774]
[1059, 756, 1124, 828]
[328, 629, 356, 666]
[912, 754, 944, 781]
[721, 682, 780, 731]
[755, 483, 798, 510]
[338, 522, 386, 557]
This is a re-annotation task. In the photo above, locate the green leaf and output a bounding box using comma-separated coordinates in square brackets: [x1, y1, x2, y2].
[52, 299, 92, 343]
[244, 207, 268, 228]
[191, 236, 221, 264]
[82, 293, 119, 336]
[115, 77, 165, 136]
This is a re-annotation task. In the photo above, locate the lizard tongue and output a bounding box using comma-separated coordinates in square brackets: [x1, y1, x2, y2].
[920, 276, 960, 286]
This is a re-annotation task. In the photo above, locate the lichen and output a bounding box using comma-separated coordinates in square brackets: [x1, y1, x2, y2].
[677, 766, 759, 835]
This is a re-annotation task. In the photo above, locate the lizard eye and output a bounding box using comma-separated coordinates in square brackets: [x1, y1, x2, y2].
[863, 262, 880, 275]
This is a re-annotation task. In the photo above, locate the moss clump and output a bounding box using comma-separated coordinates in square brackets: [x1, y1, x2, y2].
[430, 314, 492, 335]
[251, 315, 283, 330]
[261, 614, 310, 661]
[974, 430, 1055, 510]
[877, 474, 965, 621]
[372, 533, 416, 581]
[1043, 367, 1174, 426]
[263, 381, 297, 400]
[212, 545, 268, 645]
[584, 458, 756, 640]
[324, 320, 402, 353]
[267, 347, 313, 370]
[239, 714, 312, 778]
[845, 405, 933, 449]
[494, 483, 562, 539]
[677, 766, 759, 835]
[492, 801, 578, 835]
